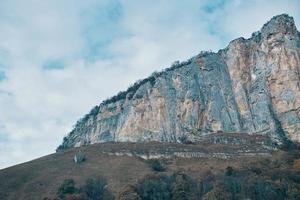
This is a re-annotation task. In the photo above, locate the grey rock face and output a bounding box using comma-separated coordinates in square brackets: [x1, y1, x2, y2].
[58, 14, 300, 150]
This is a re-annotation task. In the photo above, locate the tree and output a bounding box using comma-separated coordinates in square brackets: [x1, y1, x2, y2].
[57, 179, 77, 199]
[82, 176, 113, 200]
[136, 174, 171, 200]
[245, 176, 285, 200]
[147, 159, 166, 172]
[225, 166, 234, 176]
[118, 185, 141, 200]
[65, 193, 88, 200]
[170, 172, 197, 200]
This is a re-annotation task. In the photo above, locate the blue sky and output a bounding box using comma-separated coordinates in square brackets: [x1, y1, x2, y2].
[0, 0, 299, 169]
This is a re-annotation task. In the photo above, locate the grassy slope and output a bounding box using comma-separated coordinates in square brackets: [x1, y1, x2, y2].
[0, 140, 298, 200]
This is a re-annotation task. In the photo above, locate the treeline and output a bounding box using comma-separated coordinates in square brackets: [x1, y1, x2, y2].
[119, 166, 300, 200]
[101, 50, 213, 106]
[45, 167, 300, 200]
[100, 58, 194, 106]
[43, 176, 114, 200]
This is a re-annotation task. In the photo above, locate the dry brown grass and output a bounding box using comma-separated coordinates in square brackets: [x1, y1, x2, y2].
[0, 139, 297, 200]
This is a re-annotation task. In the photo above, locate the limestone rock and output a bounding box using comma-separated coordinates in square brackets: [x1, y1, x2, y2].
[58, 14, 300, 150]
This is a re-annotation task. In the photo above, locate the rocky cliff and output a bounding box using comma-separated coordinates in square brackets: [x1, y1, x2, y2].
[58, 14, 300, 150]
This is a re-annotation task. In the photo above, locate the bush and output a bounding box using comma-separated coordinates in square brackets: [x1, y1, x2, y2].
[43, 197, 61, 200]
[117, 185, 141, 200]
[133, 172, 201, 200]
[170, 172, 198, 200]
[178, 135, 193, 144]
[65, 193, 88, 200]
[245, 176, 286, 200]
[287, 183, 300, 200]
[225, 166, 234, 176]
[136, 174, 171, 200]
[129, 151, 300, 200]
[147, 159, 166, 172]
[57, 179, 77, 199]
[215, 176, 243, 200]
[83, 176, 113, 200]
[55, 177, 114, 200]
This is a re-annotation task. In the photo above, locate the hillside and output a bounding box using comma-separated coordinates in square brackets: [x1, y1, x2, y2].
[59, 14, 300, 150]
[0, 134, 299, 199]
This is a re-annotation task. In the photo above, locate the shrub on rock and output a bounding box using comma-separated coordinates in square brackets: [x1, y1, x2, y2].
[57, 179, 77, 199]
[147, 159, 166, 172]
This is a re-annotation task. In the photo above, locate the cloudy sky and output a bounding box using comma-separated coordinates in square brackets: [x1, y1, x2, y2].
[0, 0, 299, 169]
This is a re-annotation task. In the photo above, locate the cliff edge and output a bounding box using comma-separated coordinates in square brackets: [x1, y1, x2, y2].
[58, 14, 300, 150]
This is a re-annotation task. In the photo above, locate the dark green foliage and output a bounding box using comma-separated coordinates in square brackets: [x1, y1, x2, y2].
[134, 172, 202, 200]
[204, 168, 300, 200]
[132, 147, 300, 200]
[55, 143, 300, 200]
[56, 137, 69, 152]
[281, 139, 300, 152]
[197, 172, 215, 198]
[56, 144, 65, 152]
[212, 175, 243, 200]
[100, 58, 193, 106]
[136, 174, 171, 200]
[101, 76, 156, 105]
[73, 106, 100, 130]
[147, 159, 166, 172]
[55, 177, 114, 200]
[225, 166, 234, 176]
[89, 106, 100, 117]
[83, 176, 112, 200]
[245, 176, 285, 200]
[249, 166, 262, 175]
[118, 185, 141, 200]
[170, 172, 198, 200]
[178, 135, 192, 144]
[287, 183, 300, 200]
[57, 179, 77, 199]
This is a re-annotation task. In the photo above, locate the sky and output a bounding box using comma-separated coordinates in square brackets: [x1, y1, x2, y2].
[0, 0, 299, 169]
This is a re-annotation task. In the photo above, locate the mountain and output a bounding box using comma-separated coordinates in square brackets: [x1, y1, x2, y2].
[1, 14, 300, 200]
[58, 14, 300, 150]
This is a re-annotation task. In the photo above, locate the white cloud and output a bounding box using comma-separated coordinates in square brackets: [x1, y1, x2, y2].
[0, 0, 299, 169]
[218, 0, 300, 39]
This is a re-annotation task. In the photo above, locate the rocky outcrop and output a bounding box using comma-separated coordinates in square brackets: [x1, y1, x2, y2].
[78, 135, 276, 160]
[104, 151, 272, 160]
[58, 14, 300, 150]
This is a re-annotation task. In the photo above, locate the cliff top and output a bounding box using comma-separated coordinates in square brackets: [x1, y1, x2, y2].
[261, 14, 297, 37]
[72, 13, 299, 137]
[99, 14, 298, 107]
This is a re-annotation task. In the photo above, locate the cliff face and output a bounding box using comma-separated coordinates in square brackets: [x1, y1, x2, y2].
[59, 14, 300, 150]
